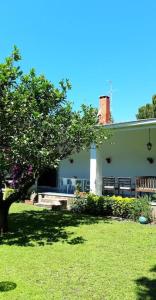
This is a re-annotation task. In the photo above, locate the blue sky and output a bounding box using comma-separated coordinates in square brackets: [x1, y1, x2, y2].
[0, 0, 156, 122]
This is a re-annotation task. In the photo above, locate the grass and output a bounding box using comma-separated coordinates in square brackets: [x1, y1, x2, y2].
[0, 203, 156, 299]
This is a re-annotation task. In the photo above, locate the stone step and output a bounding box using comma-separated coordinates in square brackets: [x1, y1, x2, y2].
[38, 193, 76, 210]
[40, 198, 57, 203]
[35, 202, 61, 210]
[36, 203, 52, 209]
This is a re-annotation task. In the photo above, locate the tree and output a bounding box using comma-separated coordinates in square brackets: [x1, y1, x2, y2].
[0, 47, 110, 233]
[136, 95, 156, 119]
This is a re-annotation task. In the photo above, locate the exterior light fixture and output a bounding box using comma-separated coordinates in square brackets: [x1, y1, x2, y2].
[147, 157, 154, 164]
[69, 159, 74, 164]
[147, 128, 152, 151]
[106, 157, 111, 164]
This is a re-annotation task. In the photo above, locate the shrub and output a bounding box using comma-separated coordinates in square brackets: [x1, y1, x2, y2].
[72, 193, 113, 216]
[71, 196, 88, 213]
[3, 188, 15, 200]
[96, 196, 113, 216]
[71, 193, 152, 221]
[128, 196, 152, 221]
[110, 196, 135, 218]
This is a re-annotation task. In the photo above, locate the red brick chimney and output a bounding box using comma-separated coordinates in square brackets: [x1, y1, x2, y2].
[98, 96, 110, 124]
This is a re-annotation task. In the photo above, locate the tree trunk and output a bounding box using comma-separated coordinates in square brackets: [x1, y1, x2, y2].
[0, 192, 20, 234]
[0, 201, 10, 234]
[0, 176, 35, 233]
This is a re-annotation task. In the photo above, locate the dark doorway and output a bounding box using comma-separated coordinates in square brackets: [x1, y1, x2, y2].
[38, 167, 57, 187]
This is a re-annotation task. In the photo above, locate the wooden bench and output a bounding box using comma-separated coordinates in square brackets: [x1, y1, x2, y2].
[135, 176, 156, 197]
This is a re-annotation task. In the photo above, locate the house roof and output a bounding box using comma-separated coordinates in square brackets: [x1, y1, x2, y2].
[103, 118, 156, 130]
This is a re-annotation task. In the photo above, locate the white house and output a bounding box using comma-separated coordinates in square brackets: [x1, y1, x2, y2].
[38, 96, 156, 197]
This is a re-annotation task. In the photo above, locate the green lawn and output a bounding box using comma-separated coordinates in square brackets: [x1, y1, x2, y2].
[0, 203, 156, 300]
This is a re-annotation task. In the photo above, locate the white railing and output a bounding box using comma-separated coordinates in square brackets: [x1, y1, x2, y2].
[59, 177, 90, 194]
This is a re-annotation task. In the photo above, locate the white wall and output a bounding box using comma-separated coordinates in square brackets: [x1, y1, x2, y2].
[100, 127, 156, 183]
[59, 150, 90, 179]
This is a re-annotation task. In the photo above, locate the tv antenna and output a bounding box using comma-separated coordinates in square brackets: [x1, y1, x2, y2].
[106, 80, 113, 114]
[106, 80, 117, 115]
[107, 80, 113, 99]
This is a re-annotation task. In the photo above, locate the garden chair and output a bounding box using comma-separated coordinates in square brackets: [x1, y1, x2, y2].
[102, 177, 116, 195]
[117, 177, 132, 196]
[84, 180, 90, 192]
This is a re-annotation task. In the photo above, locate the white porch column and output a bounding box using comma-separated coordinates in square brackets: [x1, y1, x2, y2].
[96, 147, 103, 196]
[90, 144, 97, 194]
[90, 144, 103, 195]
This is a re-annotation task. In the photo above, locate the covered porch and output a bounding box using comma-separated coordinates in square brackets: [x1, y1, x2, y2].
[90, 119, 156, 196]
[37, 119, 156, 200]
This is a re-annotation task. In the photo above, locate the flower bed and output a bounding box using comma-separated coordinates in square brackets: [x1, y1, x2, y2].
[71, 193, 152, 222]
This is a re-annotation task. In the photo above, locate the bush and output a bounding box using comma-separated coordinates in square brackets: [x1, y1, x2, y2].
[128, 196, 152, 221]
[71, 194, 88, 213]
[3, 188, 15, 200]
[71, 193, 152, 221]
[72, 193, 113, 216]
[110, 196, 134, 218]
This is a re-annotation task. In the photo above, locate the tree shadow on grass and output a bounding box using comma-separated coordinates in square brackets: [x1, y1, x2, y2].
[135, 265, 156, 300]
[0, 209, 110, 247]
[0, 281, 16, 292]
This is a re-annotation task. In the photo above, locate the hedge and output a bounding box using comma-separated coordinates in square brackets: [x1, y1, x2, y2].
[71, 193, 152, 221]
